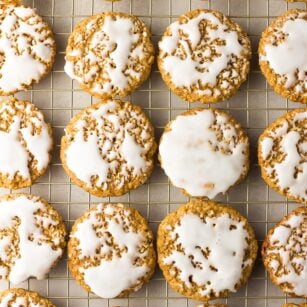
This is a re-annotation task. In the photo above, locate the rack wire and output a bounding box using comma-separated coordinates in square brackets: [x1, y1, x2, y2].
[0, 0, 306, 306]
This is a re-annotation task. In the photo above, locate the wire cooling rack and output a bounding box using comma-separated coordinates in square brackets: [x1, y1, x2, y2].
[0, 0, 306, 306]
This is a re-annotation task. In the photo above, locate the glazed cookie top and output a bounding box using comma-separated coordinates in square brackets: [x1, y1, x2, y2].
[0, 4, 56, 95]
[0, 194, 66, 284]
[61, 99, 156, 197]
[157, 201, 257, 300]
[259, 9, 307, 103]
[258, 109, 307, 203]
[0, 288, 55, 307]
[64, 12, 154, 98]
[0, 98, 53, 189]
[158, 9, 251, 103]
[68, 203, 156, 298]
[159, 108, 249, 198]
[262, 207, 307, 297]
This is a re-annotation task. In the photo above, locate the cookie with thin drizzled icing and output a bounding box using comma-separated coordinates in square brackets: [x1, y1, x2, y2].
[64, 11, 154, 99]
[158, 9, 251, 104]
[0, 288, 55, 307]
[258, 109, 307, 203]
[0, 193, 66, 284]
[0, 3, 56, 95]
[68, 203, 156, 298]
[157, 200, 258, 301]
[60, 99, 157, 197]
[262, 207, 307, 297]
[259, 9, 307, 103]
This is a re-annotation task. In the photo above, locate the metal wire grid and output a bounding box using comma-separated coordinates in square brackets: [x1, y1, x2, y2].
[0, 0, 306, 306]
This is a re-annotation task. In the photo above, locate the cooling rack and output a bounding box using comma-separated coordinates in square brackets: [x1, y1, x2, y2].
[0, 0, 306, 306]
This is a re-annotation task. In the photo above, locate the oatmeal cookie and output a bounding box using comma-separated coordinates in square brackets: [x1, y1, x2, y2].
[159, 108, 249, 199]
[64, 11, 154, 99]
[158, 9, 251, 104]
[61, 99, 156, 197]
[157, 200, 258, 301]
[259, 9, 307, 103]
[0, 98, 53, 189]
[0, 3, 56, 95]
[0, 288, 55, 306]
[258, 109, 307, 203]
[68, 203, 156, 298]
[0, 193, 66, 284]
[262, 207, 307, 297]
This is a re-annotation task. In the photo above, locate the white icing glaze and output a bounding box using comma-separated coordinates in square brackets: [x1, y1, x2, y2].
[72, 204, 150, 298]
[64, 100, 153, 190]
[0, 116, 29, 179]
[159, 109, 248, 198]
[0, 292, 44, 307]
[259, 111, 307, 201]
[65, 14, 147, 95]
[266, 211, 306, 296]
[164, 213, 251, 296]
[261, 137, 274, 160]
[0, 195, 64, 284]
[159, 12, 243, 89]
[0, 101, 52, 180]
[0, 5, 55, 93]
[262, 15, 307, 91]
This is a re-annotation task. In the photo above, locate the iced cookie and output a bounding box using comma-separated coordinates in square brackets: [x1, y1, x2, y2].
[0, 289, 55, 307]
[259, 9, 307, 103]
[61, 99, 156, 197]
[159, 108, 249, 199]
[282, 304, 307, 307]
[258, 109, 307, 203]
[0, 193, 66, 284]
[64, 12, 154, 99]
[262, 207, 307, 297]
[158, 9, 251, 104]
[68, 203, 156, 298]
[157, 200, 258, 301]
[0, 98, 53, 189]
[0, 3, 56, 95]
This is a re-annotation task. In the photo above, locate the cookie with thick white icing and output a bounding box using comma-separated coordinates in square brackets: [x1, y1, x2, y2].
[68, 203, 156, 298]
[262, 207, 307, 297]
[157, 200, 258, 301]
[0, 98, 53, 189]
[0, 4, 56, 95]
[0, 193, 66, 284]
[158, 9, 251, 104]
[61, 99, 156, 197]
[0, 288, 55, 307]
[259, 9, 307, 104]
[159, 108, 249, 199]
[258, 109, 307, 203]
[64, 12, 154, 99]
